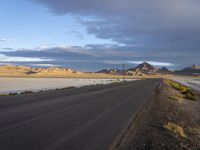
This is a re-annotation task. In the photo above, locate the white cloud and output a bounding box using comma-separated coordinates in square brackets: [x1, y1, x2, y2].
[129, 61, 174, 67]
[31, 45, 136, 58]
[0, 54, 53, 62]
[0, 48, 16, 52]
[0, 38, 7, 42]
[34, 45, 99, 57]
[31, 63, 60, 67]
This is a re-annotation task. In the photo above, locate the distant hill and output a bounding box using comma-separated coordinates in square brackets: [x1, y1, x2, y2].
[0, 65, 31, 76]
[1, 63, 200, 78]
[97, 69, 122, 75]
[131, 62, 157, 72]
[156, 67, 172, 74]
[97, 62, 158, 76]
[32, 67, 83, 77]
[191, 64, 200, 70]
[97, 62, 173, 76]
[0, 65, 124, 78]
[0, 65, 83, 77]
[175, 64, 200, 76]
[127, 62, 158, 74]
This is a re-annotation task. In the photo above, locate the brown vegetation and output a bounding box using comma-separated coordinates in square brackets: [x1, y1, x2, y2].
[165, 79, 196, 101]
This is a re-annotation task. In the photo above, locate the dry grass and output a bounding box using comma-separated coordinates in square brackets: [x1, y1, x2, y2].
[168, 96, 182, 102]
[0, 94, 9, 96]
[164, 79, 197, 101]
[20, 90, 33, 94]
[9, 93, 18, 96]
[164, 122, 186, 138]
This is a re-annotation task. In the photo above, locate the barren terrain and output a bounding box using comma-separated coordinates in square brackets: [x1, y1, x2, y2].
[111, 79, 200, 150]
[0, 77, 135, 94]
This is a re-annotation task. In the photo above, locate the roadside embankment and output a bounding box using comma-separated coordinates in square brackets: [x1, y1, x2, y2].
[111, 79, 200, 150]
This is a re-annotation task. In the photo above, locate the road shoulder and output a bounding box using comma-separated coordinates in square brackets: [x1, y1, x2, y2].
[110, 79, 200, 150]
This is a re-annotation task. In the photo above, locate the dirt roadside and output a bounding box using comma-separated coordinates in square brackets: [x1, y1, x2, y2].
[110, 79, 200, 150]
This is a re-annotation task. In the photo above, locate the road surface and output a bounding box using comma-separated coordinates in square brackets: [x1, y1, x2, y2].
[0, 79, 161, 150]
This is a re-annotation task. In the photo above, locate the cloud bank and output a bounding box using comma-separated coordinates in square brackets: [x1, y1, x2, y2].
[31, 0, 200, 49]
[1, 0, 199, 70]
[0, 45, 176, 70]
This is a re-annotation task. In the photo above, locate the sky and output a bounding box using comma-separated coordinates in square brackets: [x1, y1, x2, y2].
[0, 0, 200, 71]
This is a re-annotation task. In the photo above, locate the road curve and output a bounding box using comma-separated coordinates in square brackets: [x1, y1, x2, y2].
[0, 79, 161, 150]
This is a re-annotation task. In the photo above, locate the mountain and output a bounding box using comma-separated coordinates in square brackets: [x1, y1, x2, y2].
[98, 62, 173, 76]
[97, 69, 122, 75]
[191, 64, 200, 70]
[130, 62, 157, 72]
[0, 65, 83, 77]
[175, 64, 200, 76]
[2, 63, 199, 78]
[127, 62, 158, 74]
[33, 67, 82, 76]
[156, 67, 172, 74]
[97, 62, 160, 76]
[0, 65, 31, 76]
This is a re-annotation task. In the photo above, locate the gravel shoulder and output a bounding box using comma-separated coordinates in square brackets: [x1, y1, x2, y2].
[111, 79, 200, 150]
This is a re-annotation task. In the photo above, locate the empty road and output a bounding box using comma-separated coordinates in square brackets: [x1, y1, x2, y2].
[0, 79, 161, 150]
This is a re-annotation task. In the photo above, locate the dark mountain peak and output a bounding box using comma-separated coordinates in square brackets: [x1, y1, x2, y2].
[157, 67, 172, 74]
[175, 64, 200, 75]
[142, 62, 150, 65]
[134, 62, 157, 72]
[97, 68, 121, 74]
[159, 67, 169, 71]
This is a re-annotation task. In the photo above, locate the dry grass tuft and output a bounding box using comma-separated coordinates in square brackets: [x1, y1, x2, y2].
[164, 122, 186, 138]
[168, 96, 182, 102]
[164, 79, 196, 101]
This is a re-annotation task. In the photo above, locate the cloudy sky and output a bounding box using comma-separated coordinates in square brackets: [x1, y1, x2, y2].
[0, 0, 200, 71]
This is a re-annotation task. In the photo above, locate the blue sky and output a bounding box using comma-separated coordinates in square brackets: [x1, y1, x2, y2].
[0, 0, 200, 71]
[0, 0, 112, 48]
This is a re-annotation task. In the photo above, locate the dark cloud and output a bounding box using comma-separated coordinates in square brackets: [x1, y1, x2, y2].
[1, 45, 136, 60]
[1, 44, 200, 70]
[31, 0, 200, 46]
[2, 0, 198, 70]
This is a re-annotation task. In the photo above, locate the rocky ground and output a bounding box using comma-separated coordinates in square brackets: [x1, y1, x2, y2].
[111, 79, 200, 150]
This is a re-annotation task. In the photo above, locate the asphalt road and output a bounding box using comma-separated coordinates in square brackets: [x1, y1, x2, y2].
[0, 79, 161, 150]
